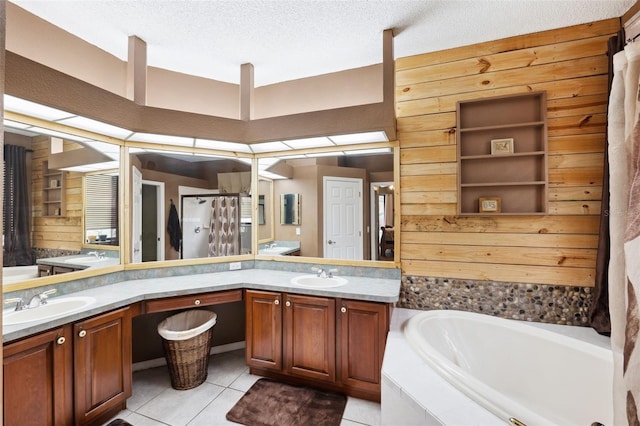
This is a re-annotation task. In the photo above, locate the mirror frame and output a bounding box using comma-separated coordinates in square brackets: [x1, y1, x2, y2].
[3, 114, 400, 294]
[254, 143, 400, 268]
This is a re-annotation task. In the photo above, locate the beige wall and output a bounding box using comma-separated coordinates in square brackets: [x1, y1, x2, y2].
[397, 18, 618, 286]
[6, 3, 381, 119]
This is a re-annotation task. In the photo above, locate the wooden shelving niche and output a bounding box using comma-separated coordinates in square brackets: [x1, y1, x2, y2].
[42, 160, 66, 217]
[457, 91, 548, 215]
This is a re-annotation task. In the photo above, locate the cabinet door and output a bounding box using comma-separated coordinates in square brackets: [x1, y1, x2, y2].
[245, 290, 283, 370]
[3, 326, 73, 426]
[337, 300, 388, 394]
[74, 307, 132, 425]
[284, 294, 335, 382]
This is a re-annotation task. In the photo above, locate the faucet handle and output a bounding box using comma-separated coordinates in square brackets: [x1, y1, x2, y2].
[5, 297, 26, 311]
[39, 289, 57, 303]
[311, 266, 321, 272]
[328, 269, 338, 278]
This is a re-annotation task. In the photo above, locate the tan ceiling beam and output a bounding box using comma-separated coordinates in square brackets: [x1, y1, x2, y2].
[127, 35, 147, 105]
[4, 28, 397, 145]
[240, 63, 254, 121]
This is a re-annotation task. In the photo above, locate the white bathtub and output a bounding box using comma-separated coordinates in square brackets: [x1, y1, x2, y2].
[382, 309, 613, 426]
[2, 265, 39, 284]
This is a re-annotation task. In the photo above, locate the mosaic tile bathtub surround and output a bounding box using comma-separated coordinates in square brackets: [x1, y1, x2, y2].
[399, 276, 593, 326]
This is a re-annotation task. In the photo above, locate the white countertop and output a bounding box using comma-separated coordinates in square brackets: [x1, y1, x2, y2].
[3, 268, 400, 343]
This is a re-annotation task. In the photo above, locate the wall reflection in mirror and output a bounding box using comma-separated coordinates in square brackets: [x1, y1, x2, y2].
[3, 128, 120, 286]
[129, 148, 252, 263]
[257, 149, 394, 261]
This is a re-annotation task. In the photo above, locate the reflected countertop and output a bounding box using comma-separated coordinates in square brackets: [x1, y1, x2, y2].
[36, 254, 120, 270]
[3, 268, 400, 342]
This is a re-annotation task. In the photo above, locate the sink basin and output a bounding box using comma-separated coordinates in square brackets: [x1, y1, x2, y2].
[3, 296, 96, 326]
[291, 275, 348, 288]
[260, 247, 292, 255]
[63, 256, 106, 264]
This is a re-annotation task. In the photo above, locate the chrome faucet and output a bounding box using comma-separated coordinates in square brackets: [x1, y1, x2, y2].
[4, 289, 57, 311]
[311, 266, 326, 278]
[87, 251, 105, 259]
[27, 289, 57, 308]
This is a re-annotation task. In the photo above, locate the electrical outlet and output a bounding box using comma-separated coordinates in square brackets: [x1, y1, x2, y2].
[229, 262, 242, 270]
[296, 227, 301, 236]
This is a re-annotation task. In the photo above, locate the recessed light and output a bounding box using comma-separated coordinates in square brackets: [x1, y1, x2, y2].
[195, 139, 253, 153]
[329, 131, 388, 145]
[128, 133, 194, 146]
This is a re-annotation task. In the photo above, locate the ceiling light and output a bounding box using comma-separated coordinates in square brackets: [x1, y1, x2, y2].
[127, 133, 194, 146]
[258, 170, 288, 180]
[329, 131, 388, 145]
[195, 139, 253, 153]
[59, 161, 120, 172]
[28, 126, 91, 142]
[307, 151, 344, 157]
[56, 116, 132, 139]
[344, 148, 392, 155]
[4, 95, 75, 121]
[250, 141, 289, 153]
[3, 119, 32, 129]
[283, 137, 333, 149]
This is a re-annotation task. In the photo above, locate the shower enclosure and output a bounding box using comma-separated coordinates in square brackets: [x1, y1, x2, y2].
[181, 194, 251, 259]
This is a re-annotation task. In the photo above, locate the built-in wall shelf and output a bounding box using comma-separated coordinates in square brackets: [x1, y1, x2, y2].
[42, 160, 66, 217]
[457, 92, 548, 215]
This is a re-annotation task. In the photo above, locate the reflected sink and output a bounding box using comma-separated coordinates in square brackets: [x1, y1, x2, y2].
[291, 275, 348, 288]
[63, 256, 107, 264]
[3, 296, 96, 326]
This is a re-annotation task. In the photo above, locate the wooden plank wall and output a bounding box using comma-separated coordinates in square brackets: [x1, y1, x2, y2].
[31, 136, 84, 251]
[397, 19, 619, 287]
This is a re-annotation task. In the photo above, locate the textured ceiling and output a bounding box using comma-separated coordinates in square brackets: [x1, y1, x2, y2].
[10, 0, 635, 87]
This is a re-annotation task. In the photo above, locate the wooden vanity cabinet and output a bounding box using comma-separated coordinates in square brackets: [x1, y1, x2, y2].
[245, 290, 283, 370]
[3, 325, 73, 425]
[284, 294, 336, 383]
[337, 299, 389, 396]
[3, 307, 132, 426]
[245, 289, 389, 400]
[74, 306, 132, 425]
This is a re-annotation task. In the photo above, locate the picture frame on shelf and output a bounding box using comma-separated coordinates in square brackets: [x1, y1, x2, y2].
[479, 196, 501, 213]
[490, 138, 514, 155]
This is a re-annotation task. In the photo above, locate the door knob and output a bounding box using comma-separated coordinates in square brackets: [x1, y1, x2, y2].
[328, 240, 335, 244]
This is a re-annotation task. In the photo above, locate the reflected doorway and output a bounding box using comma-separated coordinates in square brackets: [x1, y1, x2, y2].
[371, 182, 394, 261]
[142, 180, 165, 262]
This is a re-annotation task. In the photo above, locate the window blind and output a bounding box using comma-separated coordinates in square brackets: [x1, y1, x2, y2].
[85, 174, 118, 231]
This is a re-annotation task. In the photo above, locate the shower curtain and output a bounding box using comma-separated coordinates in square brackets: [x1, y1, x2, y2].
[207, 195, 240, 257]
[3, 145, 32, 266]
[609, 41, 640, 426]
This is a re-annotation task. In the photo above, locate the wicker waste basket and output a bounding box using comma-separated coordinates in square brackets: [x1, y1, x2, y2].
[157, 310, 217, 390]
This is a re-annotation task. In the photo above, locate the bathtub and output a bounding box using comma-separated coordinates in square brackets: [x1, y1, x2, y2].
[2, 265, 39, 284]
[382, 309, 613, 426]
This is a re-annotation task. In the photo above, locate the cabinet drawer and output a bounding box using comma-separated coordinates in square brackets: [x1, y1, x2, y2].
[145, 289, 243, 313]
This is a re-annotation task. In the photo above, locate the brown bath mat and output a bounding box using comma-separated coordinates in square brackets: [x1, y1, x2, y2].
[226, 378, 347, 426]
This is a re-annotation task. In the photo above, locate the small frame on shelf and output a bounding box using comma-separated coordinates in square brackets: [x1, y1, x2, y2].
[490, 138, 514, 155]
[479, 197, 501, 213]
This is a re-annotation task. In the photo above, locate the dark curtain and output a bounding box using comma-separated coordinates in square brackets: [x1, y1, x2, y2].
[590, 30, 625, 335]
[3, 144, 32, 266]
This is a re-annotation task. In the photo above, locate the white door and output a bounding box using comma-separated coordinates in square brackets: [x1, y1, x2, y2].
[132, 166, 142, 263]
[323, 177, 363, 260]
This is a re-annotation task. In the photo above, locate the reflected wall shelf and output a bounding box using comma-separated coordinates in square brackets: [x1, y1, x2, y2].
[42, 160, 66, 217]
[457, 92, 548, 215]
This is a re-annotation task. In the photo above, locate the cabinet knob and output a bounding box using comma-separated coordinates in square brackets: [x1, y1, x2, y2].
[341, 307, 347, 313]
[274, 299, 280, 305]
[78, 329, 87, 338]
[285, 300, 291, 307]
[56, 336, 66, 345]
[194, 299, 201, 305]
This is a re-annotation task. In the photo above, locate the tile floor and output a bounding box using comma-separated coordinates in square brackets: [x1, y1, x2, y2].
[105, 349, 381, 426]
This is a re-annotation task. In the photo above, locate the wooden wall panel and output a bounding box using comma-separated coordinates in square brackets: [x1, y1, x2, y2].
[31, 138, 84, 252]
[397, 18, 618, 287]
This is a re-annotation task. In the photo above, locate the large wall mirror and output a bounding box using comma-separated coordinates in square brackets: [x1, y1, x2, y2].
[256, 147, 394, 261]
[128, 146, 253, 263]
[3, 125, 121, 290]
